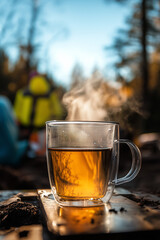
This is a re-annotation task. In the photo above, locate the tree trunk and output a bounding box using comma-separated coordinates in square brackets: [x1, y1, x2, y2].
[141, 0, 149, 107]
[25, 0, 38, 81]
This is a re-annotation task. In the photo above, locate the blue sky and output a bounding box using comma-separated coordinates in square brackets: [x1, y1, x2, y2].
[44, 0, 130, 87]
[0, 0, 130, 88]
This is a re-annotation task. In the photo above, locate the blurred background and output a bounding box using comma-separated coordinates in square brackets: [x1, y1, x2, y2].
[0, 0, 160, 193]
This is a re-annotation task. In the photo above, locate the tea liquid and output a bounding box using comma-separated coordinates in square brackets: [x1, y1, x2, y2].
[48, 148, 112, 200]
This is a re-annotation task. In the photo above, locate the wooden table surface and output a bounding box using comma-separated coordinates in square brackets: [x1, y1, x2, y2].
[0, 188, 160, 240]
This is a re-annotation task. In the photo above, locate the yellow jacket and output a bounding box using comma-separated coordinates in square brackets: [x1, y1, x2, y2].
[14, 76, 63, 128]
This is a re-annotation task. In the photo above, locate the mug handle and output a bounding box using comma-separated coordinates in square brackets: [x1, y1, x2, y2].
[114, 139, 142, 185]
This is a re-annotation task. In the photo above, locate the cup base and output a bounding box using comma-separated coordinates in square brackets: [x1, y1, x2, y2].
[51, 185, 114, 207]
[55, 199, 105, 207]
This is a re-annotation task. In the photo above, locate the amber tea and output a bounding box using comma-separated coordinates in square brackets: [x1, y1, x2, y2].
[48, 148, 112, 200]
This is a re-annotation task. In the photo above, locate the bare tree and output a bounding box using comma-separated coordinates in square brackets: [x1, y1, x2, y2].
[0, 0, 69, 82]
[105, 0, 160, 106]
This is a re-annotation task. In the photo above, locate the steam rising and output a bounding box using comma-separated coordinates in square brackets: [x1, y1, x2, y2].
[63, 71, 142, 129]
[57, 72, 142, 195]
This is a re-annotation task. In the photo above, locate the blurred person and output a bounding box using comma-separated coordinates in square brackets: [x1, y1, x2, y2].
[14, 73, 63, 156]
[0, 95, 28, 166]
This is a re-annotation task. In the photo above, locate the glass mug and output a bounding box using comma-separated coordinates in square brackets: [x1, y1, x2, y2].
[46, 121, 141, 207]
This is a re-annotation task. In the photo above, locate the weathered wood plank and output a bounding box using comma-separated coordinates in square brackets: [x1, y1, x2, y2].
[38, 189, 160, 238]
[0, 225, 43, 240]
[1, 189, 160, 239]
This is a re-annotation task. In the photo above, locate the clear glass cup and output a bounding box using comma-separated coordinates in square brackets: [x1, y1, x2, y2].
[46, 121, 141, 207]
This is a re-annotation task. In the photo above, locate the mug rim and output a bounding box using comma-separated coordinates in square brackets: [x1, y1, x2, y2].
[46, 120, 119, 125]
